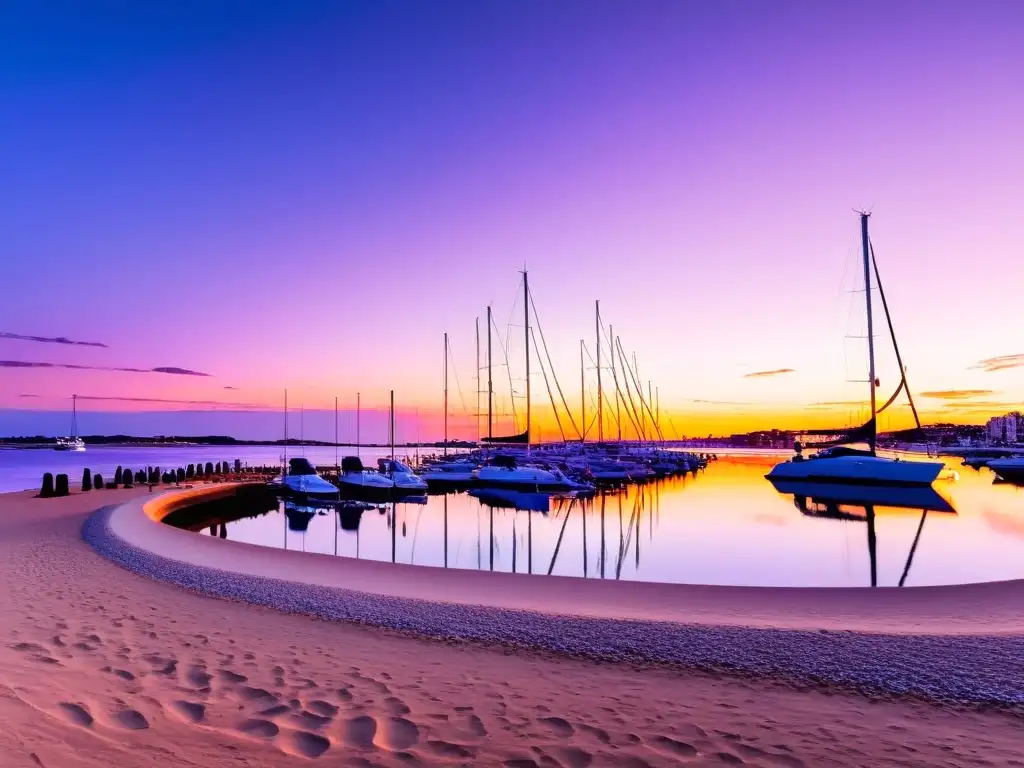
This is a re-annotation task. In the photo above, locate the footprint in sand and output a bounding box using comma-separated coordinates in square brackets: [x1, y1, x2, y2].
[216, 669, 248, 684]
[186, 666, 212, 687]
[58, 703, 94, 727]
[11, 643, 49, 653]
[426, 740, 474, 759]
[374, 717, 420, 751]
[289, 710, 333, 730]
[283, 731, 331, 758]
[169, 700, 206, 724]
[237, 719, 279, 738]
[114, 709, 149, 730]
[238, 686, 278, 704]
[538, 716, 575, 739]
[342, 716, 378, 749]
[307, 700, 338, 718]
[258, 704, 292, 717]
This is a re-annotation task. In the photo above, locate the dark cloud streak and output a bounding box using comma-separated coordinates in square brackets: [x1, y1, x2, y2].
[0, 331, 108, 348]
[973, 354, 1024, 373]
[0, 360, 210, 377]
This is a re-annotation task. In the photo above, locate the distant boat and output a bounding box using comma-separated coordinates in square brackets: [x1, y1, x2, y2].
[54, 395, 86, 452]
[767, 214, 943, 487]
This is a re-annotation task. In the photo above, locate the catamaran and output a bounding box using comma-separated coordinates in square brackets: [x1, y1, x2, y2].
[766, 213, 944, 487]
[55, 395, 86, 451]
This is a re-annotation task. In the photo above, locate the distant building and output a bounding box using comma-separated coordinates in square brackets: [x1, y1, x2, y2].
[986, 412, 1023, 444]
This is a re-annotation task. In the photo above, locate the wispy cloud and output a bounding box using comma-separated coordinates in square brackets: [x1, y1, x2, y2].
[743, 368, 794, 379]
[973, 354, 1024, 373]
[223, 385, 239, 390]
[941, 400, 1022, 410]
[0, 331, 108, 348]
[690, 398, 753, 405]
[18, 393, 40, 399]
[920, 389, 995, 400]
[0, 360, 210, 377]
[73, 395, 262, 408]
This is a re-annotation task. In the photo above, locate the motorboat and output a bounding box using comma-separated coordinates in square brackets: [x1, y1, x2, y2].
[766, 213, 944, 488]
[378, 458, 428, 492]
[420, 459, 479, 485]
[767, 446, 944, 486]
[337, 456, 395, 500]
[987, 458, 1024, 484]
[54, 395, 86, 451]
[277, 458, 339, 500]
[472, 454, 586, 492]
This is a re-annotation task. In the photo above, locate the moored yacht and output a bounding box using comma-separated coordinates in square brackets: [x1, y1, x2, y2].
[276, 457, 339, 500]
[337, 456, 395, 500]
[378, 458, 428, 493]
[472, 455, 583, 492]
[766, 213, 944, 488]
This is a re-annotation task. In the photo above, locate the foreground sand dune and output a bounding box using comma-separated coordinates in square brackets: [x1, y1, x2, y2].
[2, 488, 1022, 767]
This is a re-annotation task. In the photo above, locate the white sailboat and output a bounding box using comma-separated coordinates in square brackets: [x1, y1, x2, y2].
[54, 394, 86, 451]
[767, 213, 943, 487]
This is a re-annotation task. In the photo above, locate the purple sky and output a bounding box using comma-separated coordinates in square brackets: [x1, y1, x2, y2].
[2, 1, 1023, 438]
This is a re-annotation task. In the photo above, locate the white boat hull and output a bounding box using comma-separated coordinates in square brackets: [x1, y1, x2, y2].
[473, 465, 574, 492]
[281, 475, 339, 499]
[766, 455, 943, 486]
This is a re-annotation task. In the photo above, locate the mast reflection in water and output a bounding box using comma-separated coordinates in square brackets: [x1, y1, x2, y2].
[165, 454, 1024, 588]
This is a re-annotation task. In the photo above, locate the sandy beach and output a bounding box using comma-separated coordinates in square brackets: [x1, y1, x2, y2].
[3, 487, 1023, 767]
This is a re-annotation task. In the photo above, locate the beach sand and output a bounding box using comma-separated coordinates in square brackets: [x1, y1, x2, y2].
[2, 489, 1022, 767]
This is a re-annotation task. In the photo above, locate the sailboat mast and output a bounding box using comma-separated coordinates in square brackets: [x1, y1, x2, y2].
[283, 389, 288, 469]
[610, 323, 619, 441]
[71, 394, 78, 439]
[443, 332, 449, 457]
[861, 212, 877, 454]
[390, 390, 395, 462]
[580, 340, 586, 444]
[596, 301, 603, 442]
[475, 317, 481, 442]
[334, 396, 338, 470]
[523, 271, 530, 447]
[356, 392, 361, 460]
[487, 305, 493, 440]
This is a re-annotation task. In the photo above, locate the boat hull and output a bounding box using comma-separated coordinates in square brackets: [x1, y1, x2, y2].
[987, 459, 1024, 484]
[766, 455, 943, 486]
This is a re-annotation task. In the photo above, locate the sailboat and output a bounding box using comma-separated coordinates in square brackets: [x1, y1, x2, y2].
[767, 213, 943, 487]
[55, 394, 86, 451]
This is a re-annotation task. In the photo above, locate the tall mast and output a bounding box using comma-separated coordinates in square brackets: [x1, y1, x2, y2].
[283, 389, 288, 469]
[596, 301, 603, 442]
[334, 396, 338, 469]
[610, 323, 620, 441]
[475, 317, 481, 442]
[523, 270, 530, 447]
[356, 392, 361, 460]
[390, 390, 395, 462]
[71, 394, 78, 439]
[443, 332, 449, 456]
[861, 212, 877, 455]
[487, 305, 493, 440]
[580, 340, 586, 444]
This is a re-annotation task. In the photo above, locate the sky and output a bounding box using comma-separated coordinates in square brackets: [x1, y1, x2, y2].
[2, 1, 1023, 440]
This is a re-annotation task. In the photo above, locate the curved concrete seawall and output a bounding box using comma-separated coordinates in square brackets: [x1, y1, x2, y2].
[84, 485, 1024, 706]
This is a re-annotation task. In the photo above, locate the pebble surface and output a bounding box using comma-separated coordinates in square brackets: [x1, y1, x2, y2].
[83, 504, 1024, 707]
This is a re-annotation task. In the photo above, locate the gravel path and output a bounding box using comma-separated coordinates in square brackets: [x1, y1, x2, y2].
[83, 504, 1024, 707]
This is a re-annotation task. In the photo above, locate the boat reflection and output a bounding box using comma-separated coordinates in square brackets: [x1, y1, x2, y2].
[769, 479, 956, 587]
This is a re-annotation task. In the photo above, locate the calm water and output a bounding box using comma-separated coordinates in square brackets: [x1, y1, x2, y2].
[165, 451, 1024, 588]
[6, 446, 1024, 587]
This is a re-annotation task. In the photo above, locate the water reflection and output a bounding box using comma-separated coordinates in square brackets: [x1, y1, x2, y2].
[167, 455, 1024, 588]
[769, 480, 956, 588]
